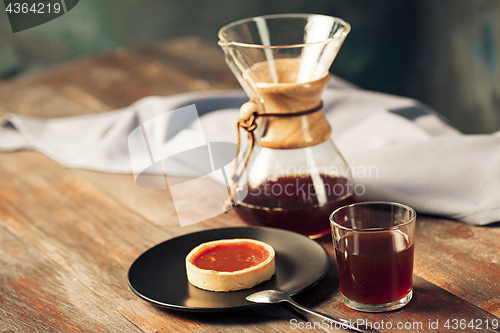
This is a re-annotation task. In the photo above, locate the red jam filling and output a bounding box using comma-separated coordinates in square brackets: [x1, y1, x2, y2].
[192, 242, 269, 272]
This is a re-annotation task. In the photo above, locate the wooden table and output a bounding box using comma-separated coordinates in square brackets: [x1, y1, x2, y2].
[1, 37, 499, 333]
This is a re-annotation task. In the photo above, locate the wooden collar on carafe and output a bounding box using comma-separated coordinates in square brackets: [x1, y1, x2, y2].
[222, 100, 326, 211]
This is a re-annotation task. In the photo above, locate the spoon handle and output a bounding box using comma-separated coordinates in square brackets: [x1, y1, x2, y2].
[285, 299, 380, 333]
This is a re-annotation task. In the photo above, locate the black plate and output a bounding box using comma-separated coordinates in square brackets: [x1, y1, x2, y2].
[127, 227, 330, 312]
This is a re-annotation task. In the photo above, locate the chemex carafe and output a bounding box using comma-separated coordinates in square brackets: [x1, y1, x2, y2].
[219, 14, 355, 238]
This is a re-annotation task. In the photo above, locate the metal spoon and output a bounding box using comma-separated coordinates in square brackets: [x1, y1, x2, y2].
[246, 290, 379, 333]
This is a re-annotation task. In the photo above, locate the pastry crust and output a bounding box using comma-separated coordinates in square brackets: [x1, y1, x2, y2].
[185, 239, 275, 292]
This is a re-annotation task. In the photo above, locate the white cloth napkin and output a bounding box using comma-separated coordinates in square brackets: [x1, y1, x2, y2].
[1, 77, 499, 225]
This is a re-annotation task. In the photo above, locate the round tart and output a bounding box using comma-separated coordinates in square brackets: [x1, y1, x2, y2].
[185, 238, 275, 292]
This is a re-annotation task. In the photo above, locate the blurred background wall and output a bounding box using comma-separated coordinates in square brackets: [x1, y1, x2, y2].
[0, 0, 499, 134]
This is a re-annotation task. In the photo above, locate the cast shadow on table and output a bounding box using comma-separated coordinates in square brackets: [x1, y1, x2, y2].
[159, 258, 340, 326]
[393, 276, 498, 322]
[431, 211, 500, 229]
[485, 220, 500, 228]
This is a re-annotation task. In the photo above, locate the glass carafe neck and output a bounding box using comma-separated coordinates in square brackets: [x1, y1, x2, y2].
[245, 59, 332, 149]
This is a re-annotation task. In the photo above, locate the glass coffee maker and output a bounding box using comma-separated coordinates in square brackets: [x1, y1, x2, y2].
[219, 14, 354, 238]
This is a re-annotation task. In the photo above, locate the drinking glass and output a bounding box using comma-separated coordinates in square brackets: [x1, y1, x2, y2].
[330, 201, 416, 312]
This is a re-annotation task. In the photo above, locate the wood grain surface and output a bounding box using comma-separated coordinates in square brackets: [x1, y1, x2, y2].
[0, 36, 499, 333]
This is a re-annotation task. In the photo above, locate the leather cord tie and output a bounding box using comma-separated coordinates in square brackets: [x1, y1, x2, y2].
[222, 101, 324, 211]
